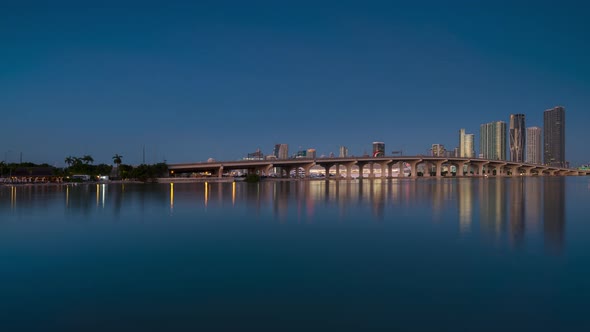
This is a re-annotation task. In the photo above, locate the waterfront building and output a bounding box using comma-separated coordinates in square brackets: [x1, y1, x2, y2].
[273, 144, 289, 160]
[431, 144, 446, 157]
[480, 121, 506, 160]
[544, 106, 566, 167]
[339, 146, 348, 158]
[295, 150, 307, 158]
[244, 149, 264, 160]
[307, 149, 316, 159]
[372, 142, 385, 157]
[526, 127, 542, 164]
[459, 129, 475, 158]
[509, 114, 526, 162]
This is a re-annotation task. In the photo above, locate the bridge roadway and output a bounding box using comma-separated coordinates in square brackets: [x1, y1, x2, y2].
[168, 156, 590, 179]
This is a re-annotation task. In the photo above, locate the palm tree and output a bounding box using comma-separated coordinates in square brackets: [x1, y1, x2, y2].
[65, 156, 75, 167]
[81, 155, 94, 165]
[112, 154, 122, 167]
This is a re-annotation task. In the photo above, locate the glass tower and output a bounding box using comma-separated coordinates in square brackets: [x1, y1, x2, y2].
[543, 106, 566, 167]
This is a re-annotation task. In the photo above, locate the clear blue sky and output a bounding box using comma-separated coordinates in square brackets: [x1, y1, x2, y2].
[1, 1, 589, 166]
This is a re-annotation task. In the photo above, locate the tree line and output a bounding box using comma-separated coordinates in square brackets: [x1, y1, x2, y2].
[0, 154, 168, 182]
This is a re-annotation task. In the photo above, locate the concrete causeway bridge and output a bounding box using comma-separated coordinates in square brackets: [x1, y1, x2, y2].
[168, 156, 590, 179]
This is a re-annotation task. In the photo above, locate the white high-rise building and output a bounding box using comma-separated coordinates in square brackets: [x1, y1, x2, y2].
[459, 129, 475, 158]
[526, 127, 542, 164]
[339, 146, 348, 158]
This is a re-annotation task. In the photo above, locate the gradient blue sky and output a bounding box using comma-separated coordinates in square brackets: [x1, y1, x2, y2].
[1, 1, 589, 166]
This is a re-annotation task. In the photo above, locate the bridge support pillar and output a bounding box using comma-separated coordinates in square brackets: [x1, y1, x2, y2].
[344, 162, 356, 179]
[357, 162, 368, 179]
[521, 166, 534, 176]
[369, 163, 375, 178]
[397, 161, 405, 178]
[377, 161, 389, 179]
[509, 166, 519, 177]
[434, 160, 447, 178]
[470, 162, 488, 177]
[217, 166, 224, 178]
[387, 163, 393, 178]
[407, 160, 421, 179]
[301, 163, 315, 178]
[322, 163, 335, 179]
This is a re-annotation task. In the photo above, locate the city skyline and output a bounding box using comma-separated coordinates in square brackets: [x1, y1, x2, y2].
[1, 2, 589, 166]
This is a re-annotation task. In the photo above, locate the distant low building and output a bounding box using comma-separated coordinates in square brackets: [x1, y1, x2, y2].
[295, 150, 307, 158]
[244, 149, 264, 160]
[431, 144, 446, 157]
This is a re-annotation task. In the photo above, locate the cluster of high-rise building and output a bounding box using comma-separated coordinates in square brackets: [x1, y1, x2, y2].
[249, 106, 566, 166]
[447, 106, 566, 166]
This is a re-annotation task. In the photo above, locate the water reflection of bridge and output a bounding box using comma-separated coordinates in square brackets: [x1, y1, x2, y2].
[0, 179, 569, 254]
[169, 156, 590, 179]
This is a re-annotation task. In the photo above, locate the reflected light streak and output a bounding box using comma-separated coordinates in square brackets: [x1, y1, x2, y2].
[204, 182, 209, 207]
[10, 186, 16, 210]
[170, 183, 174, 212]
[101, 184, 106, 208]
[96, 184, 100, 207]
[232, 181, 236, 206]
[66, 185, 69, 208]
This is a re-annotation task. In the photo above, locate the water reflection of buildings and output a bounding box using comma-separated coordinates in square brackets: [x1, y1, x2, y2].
[544, 178, 566, 254]
[524, 178, 542, 232]
[508, 178, 525, 248]
[479, 178, 507, 237]
[458, 179, 473, 234]
[0, 178, 570, 253]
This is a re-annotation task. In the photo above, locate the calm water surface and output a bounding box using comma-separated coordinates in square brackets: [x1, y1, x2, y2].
[1, 177, 589, 331]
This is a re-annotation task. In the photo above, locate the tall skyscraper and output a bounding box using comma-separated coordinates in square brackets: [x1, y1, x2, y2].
[273, 144, 289, 160]
[459, 129, 475, 157]
[465, 134, 475, 158]
[480, 121, 506, 160]
[372, 142, 385, 157]
[543, 106, 566, 167]
[339, 146, 348, 158]
[526, 127, 542, 164]
[509, 114, 526, 162]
